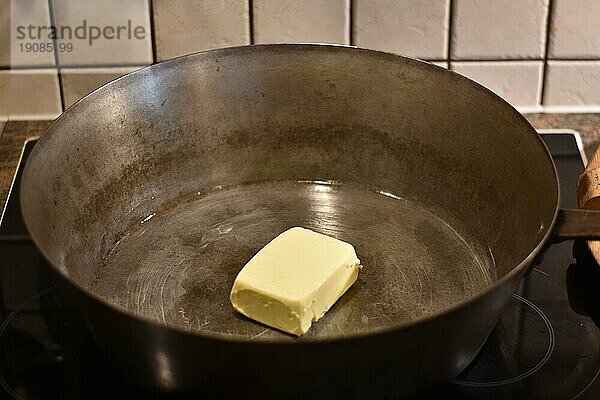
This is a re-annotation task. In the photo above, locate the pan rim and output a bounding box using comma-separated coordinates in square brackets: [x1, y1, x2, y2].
[19, 43, 561, 345]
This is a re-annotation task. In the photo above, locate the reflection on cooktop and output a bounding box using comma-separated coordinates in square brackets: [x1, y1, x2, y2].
[449, 267, 600, 400]
[568, 240, 600, 331]
[453, 291, 557, 388]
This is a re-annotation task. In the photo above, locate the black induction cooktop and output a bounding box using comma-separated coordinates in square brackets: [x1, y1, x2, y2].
[0, 132, 599, 399]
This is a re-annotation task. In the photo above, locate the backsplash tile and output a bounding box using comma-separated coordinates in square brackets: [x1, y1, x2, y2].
[50, 0, 152, 67]
[4, 0, 55, 68]
[451, 61, 543, 108]
[3, 0, 600, 118]
[0, 0, 8, 67]
[451, 0, 549, 60]
[430, 61, 449, 69]
[253, 0, 349, 44]
[544, 61, 600, 107]
[0, 69, 61, 120]
[354, 0, 449, 59]
[548, 0, 600, 58]
[0, 75, 5, 120]
[153, 0, 249, 61]
[61, 67, 143, 108]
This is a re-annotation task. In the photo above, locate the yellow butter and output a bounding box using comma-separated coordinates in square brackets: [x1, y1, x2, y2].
[230, 227, 361, 336]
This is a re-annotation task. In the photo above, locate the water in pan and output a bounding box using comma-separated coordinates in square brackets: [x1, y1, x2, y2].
[91, 180, 494, 340]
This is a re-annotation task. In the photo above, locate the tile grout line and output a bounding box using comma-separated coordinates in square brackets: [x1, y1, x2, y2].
[540, 0, 555, 107]
[541, 58, 600, 62]
[449, 58, 545, 62]
[46, 0, 66, 112]
[148, 0, 158, 63]
[1, 63, 159, 70]
[349, 0, 354, 46]
[248, 0, 255, 45]
[4, 58, 600, 71]
[431, 58, 600, 63]
[447, 0, 454, 70]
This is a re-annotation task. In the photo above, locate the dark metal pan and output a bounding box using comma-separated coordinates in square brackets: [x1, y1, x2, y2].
[19, 44, 600, 398]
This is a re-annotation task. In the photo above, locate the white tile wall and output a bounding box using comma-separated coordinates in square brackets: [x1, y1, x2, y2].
[4, 0, 600, 119]
[0, 0, 10, 67]
[253, 0, 349, 45]
[0, 69, 62, 120]
[431, 61, 449, 69]
[51, 0, 153, 66]
[354, 0, 449, 59]
[452, 61, 543, 108]
[549, 0, 600, 58]
[6, 0, 55, 67]
[544, 61, 600, 108]
[0, 75, 5, 119]
[61, 67, 142, 108]
[154, 0, 249, 61]
[452, 0, 549, 60]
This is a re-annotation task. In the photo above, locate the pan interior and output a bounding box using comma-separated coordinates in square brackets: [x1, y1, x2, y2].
[91, 180, 494, 341]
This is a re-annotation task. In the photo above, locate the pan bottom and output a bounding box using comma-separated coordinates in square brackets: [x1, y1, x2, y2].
[91, 180, 495, 340]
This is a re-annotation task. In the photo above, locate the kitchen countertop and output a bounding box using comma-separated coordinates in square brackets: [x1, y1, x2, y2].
[0, 120, 51, 214]
[1, 114, 600, 219]
[525, 113, 600, 159]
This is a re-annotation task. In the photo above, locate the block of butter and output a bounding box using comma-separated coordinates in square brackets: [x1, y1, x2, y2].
[230, 227, 361, 336]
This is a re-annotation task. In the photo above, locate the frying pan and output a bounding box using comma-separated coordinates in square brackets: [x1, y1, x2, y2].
[19, 45, 600, 398]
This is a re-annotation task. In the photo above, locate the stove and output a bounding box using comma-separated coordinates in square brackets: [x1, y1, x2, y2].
[0, 131, 599, 399]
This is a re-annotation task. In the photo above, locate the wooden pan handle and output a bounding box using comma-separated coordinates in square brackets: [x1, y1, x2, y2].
[578, 169, 600, 210]
[577, 144, 600, 264]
